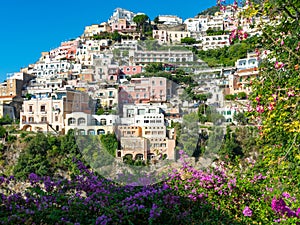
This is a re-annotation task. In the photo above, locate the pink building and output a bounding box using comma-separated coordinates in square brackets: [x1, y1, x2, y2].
[111, 18, 136, 33]
[120, 66, 142, 76]
[118, 77, 173, 108]
[107, 65, 120, 83]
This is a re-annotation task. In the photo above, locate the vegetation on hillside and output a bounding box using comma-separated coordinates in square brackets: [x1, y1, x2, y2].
[197, 6, 220, 16]
[195, 35, 263, 67]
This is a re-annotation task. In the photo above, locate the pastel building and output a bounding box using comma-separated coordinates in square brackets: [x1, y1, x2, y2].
[116, 104, 176, 160]
[65, 112, 119, 135]
[20, 90, 90, 133]
[153, 30, 191, 44]
[200, 35, 230, 50]
[94, 85, 118, 108]
[32, 60, 72, 78]
[120, 66, 143, 76]
[83, 22, 111, 37]
[118, 77, 176, 111]
[49, 40, 78, 61]
[128, 49, 195, 66]
[229, 56, 260, 95]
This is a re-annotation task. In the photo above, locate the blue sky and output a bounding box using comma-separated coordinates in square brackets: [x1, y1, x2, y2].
[0, 0, 216, 81]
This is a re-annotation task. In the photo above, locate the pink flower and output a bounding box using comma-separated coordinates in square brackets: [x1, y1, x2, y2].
[274, 61, 284, 69]
[296, 208, 300, 217]
[243, 206, 253, 217]
[287, 91, 295, 97]
[255, 96, 260, 102]
[272, 94, 277, 100]
[280, 40, 284, 46]
[256, 105, 264, 113]
[267, 103, 274, 111]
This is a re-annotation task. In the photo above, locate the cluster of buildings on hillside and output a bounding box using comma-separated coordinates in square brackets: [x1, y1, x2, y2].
[0, 5, 267, 162]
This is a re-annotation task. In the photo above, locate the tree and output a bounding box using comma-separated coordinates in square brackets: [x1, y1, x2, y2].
[133, 14, 150, 35]
[144, 63, 163, 73]
[111, 31, 121, 42]
[219, 126, 243, 161]
[247, 0, 300, 168]
[234, 112, 248, 125]
[153, 16, 160, 24]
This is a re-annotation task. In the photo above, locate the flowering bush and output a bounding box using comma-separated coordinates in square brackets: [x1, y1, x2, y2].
[1, 155, 300, 224]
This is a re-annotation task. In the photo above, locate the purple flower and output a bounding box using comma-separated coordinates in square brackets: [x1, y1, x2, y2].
[296, 208, 300, 217]
[149, 203, 162, 221]
[0, 176, 5, 185]
[243, 206, 252, 217]
[282, 192, 291, 199]
[96, 214, 111, 225]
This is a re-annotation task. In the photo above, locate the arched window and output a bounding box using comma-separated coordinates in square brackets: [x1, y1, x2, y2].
[68, 117, 76, 125]
[78, 117, 86, 126]
[88, 129, 95, 135]
[78, 129, 85, 135]
[97, 129, 105, 135]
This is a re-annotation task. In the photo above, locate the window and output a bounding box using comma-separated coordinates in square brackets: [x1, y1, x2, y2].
[41, 117, 47, 122]
[78, 118, 86, 125]
[100, 118, 107, 125]
[55, 116, 58, 122]
[29, 117, 34, 122]
[138, 109, 145, 115]
[68, 118, 76, 125]
[40, 105, 46, 112]
[29, 105, 33, 112]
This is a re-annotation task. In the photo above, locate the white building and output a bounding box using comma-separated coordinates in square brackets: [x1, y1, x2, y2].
[157, 15, 183, 25]
[108, 8, 137, 25]
[200, 35, 230, 50]
[65, 112, 119, 135]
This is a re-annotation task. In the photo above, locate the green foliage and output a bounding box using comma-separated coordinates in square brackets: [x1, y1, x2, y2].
[99, 133, 118, 157]
[196, 36, 261, 67]
[6, 135, 17, 144]
[225, 94, 236, 101]
[0, 115, 13, 125]
[197, 6, 220, 16]
[237, 92, 247, 100]
[96, 107, 105, 115]
[144, 63, 164, 73]
[248, 0, 300, 171]
[198, 104, 225, 125]
[219, 126, 243, 161]
[133, 14, 151, 35]
[132, 71, 196, 86]
[0, 126, 6, 138]
[234, 112, 248, 125]
[13, 131, 82, 179]
[181, 37, 197, 45]
[111, 31, 122, 42]
[206, 28, 228, 36]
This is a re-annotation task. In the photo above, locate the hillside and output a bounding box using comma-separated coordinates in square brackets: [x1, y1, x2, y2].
[0, 0, 300, 224]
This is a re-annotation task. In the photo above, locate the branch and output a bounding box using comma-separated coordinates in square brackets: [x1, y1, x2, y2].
[279, 5, 297, 20]
[280, 133, 299, 162]
[264, 32, 300, 60]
